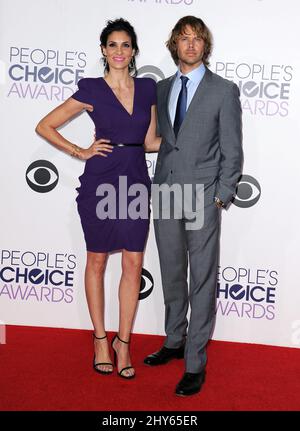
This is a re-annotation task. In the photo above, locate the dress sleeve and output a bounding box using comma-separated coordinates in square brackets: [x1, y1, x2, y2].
[71, 78, 92, 104]
[148, 78, 157, 106]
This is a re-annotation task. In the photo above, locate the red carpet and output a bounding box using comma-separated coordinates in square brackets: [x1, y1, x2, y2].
[1, 325, 300, 411]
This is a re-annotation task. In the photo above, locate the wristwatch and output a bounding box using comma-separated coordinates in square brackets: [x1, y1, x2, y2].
[214, 197, 225, 208]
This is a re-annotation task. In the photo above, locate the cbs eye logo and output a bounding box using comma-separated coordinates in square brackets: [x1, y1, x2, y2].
[137, 65, 165, 82]
[139, 268, 154, 300]
[232, 175, 261, 208]
[26, 160, 59, 193]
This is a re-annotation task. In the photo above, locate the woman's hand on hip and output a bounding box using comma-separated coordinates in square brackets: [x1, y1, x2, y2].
[80, 138, 113, 160]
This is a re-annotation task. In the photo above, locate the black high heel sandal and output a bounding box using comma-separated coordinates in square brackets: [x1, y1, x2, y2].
[93, 333, 113, 375]
[111, 334, 135, 379]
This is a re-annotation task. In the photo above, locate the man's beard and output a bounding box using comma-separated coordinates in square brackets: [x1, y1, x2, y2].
[180, 53, 203, 66]
[181, 58, 202, 66]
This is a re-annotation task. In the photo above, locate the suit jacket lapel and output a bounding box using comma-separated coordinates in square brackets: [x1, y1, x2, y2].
[166, 75, 176, 131]
[161, 74, 176, 143]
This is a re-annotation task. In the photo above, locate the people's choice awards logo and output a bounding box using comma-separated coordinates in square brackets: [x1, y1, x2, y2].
[0, 249, 76, 304]
[137, 65, 165, 82]
[214, 62, 293, 117]
[7, 47, 87, 100]
[139, 268, 154, 300]
[26, 160, 59, 193]
[232, 175, 261, 208]
[216, 266, 278, 320]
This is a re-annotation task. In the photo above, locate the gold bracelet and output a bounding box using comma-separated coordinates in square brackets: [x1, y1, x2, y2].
[70, 144, 82, 158]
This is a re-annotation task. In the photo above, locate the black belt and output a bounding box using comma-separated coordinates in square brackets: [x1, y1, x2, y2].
[109, 142, 143, 147]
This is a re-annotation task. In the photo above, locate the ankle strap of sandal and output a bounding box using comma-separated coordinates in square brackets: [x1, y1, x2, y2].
[116, 334, 130, 344]
[93, 333, 107, 340]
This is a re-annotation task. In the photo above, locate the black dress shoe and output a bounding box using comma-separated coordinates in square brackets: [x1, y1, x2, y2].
[175, 370, 206, 396]
[144, 345, 185, 366]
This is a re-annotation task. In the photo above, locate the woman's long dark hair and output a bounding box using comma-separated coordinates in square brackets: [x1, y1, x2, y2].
[100, 18, 139, 76]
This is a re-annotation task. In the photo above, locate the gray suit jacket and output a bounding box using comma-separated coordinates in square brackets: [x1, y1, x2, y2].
[154, 67, 243, 207]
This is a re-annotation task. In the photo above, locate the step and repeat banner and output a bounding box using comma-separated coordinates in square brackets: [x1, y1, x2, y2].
[1, 0, 300, 348]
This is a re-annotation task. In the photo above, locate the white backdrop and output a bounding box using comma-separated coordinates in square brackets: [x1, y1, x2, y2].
[1, 0, 300, 349]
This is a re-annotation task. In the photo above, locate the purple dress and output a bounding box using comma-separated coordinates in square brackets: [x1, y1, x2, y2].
[71, 77, 156, 253]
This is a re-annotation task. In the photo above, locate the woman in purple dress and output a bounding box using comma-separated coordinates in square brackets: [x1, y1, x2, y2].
[36, 18, 160, 379]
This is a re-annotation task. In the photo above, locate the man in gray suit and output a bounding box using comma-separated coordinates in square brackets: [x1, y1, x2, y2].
[144, 16, 243, 396]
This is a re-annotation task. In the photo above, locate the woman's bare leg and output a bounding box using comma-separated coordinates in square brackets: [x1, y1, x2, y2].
[112, 250, 143, 377]
[85, 251, 112, 373]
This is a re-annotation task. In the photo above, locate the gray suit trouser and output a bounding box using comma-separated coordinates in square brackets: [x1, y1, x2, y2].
[154, 202, 220, 373]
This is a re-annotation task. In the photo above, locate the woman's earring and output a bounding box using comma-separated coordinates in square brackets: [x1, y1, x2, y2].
[103, 56, 107, 68]
[129, 57, 134, 69]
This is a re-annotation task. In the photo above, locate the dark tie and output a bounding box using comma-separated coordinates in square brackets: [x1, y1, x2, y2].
[173, 75, 189, 137]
